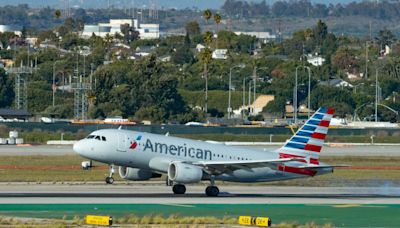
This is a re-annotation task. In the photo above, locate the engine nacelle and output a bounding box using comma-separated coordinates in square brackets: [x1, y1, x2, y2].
[168, 162, 203, 184]
[119, 166, 160, 181]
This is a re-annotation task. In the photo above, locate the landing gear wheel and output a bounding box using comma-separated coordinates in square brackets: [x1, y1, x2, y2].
[205, 186, 219, 197]
[105, 176, 114, 184]
[172, 184, 186, 194]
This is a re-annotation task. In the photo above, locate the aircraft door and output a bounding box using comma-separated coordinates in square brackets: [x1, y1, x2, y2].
[117, 132, 128, 152]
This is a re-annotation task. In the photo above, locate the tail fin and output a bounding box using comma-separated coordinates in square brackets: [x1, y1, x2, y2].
[278, 107, 334, 165]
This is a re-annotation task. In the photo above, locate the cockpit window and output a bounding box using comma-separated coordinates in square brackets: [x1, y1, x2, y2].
[95, 136, 101, 140]
[87, 135, 95, 139]
[102, 136, 106, 141]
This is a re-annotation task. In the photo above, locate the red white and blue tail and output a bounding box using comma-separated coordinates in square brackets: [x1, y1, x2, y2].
[278, 107, 334, 165]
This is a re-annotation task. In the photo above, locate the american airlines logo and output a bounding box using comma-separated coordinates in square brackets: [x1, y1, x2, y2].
[143, 138, 212, 160]
[130, 135, 142, 149]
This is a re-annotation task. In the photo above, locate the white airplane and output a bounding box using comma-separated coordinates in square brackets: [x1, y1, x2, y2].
[73, 107, 343, 196]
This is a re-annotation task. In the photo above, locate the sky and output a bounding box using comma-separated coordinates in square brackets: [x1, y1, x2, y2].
[0, 0, 361, 10]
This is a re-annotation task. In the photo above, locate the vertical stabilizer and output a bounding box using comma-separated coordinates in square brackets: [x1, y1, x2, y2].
[278, 107, 334, 165]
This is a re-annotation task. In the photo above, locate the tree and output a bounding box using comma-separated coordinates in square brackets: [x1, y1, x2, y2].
[172, 37, 194, 65]
[213, 13, 222, 31]
[313, 20, 328, 46]
[185, 21, 201, 38]
[120, 23, 140, 43]
[310, 85, 355, 117]
[0, 69, 14, 108]
[203, 9, 212, 24]
[213, 13, 222, 49]
[375, 28, 396, 49]
[200, 28, 214, 113]
[54, 9, 61, 19]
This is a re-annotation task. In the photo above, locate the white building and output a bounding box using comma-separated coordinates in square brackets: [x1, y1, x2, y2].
[307, 54, 325, 66]
[0, 25, 21, 36]
[234, 31, 276, 42]
[81, 19, 159, 39]
[212, 49, 228, 60]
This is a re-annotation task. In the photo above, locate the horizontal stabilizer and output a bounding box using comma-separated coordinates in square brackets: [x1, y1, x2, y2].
[298, 164, 349, 169]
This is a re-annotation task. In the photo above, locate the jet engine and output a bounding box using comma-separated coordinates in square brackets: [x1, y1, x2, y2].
[168, 162, 203, 183]
[119, 166, 161, 181]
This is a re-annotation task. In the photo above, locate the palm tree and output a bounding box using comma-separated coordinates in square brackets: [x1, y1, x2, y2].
[54, 9, 62, 19]
[213, 13, 222, 49]
[203, 9, 212, 24]
[213, 13, 221, 31]
[199, 47, 212, 113]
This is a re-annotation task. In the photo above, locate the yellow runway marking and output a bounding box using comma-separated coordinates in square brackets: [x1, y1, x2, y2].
[333, 204, 361, 208]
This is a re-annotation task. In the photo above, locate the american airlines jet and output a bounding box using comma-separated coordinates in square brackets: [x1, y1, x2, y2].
[73, 107, 343, 196]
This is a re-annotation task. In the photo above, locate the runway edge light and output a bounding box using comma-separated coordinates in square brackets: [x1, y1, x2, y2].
[238, 216, 271, 227]
[85, 215, 113, 226]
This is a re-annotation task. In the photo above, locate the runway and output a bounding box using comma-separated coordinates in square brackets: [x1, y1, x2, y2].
[1, 144, 400, 156]
[0, 184, 399, 204]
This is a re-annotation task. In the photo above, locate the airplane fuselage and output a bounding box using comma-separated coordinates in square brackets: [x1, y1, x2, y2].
[75, 129, 332, 182]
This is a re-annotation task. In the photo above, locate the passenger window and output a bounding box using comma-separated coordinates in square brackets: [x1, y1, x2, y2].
[95, 136, 101, 140]
[102, 136, 106, 141]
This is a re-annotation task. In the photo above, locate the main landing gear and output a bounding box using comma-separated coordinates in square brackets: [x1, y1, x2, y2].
[172, 184, 186, 194]
[105, 165, 115, 184]
[168, 176, 220, 197]
[205, 186, 219, 197]
[205, 176, 219, 197]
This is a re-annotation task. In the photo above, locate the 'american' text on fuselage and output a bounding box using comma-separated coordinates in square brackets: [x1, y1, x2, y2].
[143, 138, 212, 160]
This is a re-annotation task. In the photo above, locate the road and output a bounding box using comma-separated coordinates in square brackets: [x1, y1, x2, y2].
[0, 144, 399, 156]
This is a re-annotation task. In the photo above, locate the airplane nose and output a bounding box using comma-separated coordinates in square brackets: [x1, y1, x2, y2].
[73, 140, 86, 156]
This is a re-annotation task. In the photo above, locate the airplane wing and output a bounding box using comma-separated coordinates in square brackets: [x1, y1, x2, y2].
[192, 158, 302, 174]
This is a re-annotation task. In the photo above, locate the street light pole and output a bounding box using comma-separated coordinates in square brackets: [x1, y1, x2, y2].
[242, 78, 245, 119]
[253, 67, 256, 113]
[294, 67, 299, 124]
[375, 68, 378, 122]
[228, 67, 232, 119]
[252, 66, 268, 116]
[308, 69, 311, 118]
[294, 66, 312, 121]
[52, 61, 61, 107]
[228, 64, 245, 119]
[365, 41, 369, 79]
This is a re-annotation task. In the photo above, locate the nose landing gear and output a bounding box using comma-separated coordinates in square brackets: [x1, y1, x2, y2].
[105, 165, 115, 184]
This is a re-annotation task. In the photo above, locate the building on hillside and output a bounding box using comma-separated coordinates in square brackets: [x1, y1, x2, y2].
[307, 54, 325, 66]
[233, 95, 274, 117]
[0, 25, 21, 36]
[212, 49, 228, 59]
[81, 19, 159, 39]
[285, 104, 314, 119]
[196, 44, 205, 52]
[320, 78, 353, 88]
[234, 31, 276, 43]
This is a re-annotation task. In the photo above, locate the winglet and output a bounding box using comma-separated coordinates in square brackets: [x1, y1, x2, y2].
[118, 125, 122, 130]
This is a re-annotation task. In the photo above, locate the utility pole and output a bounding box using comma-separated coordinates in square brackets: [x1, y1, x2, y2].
[253, 66, 256, 116]
[375, 69, 378, 122]
[365, 41, 369, 79]
[204, 63, 208, 114]
[242, 78, 245, 119]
